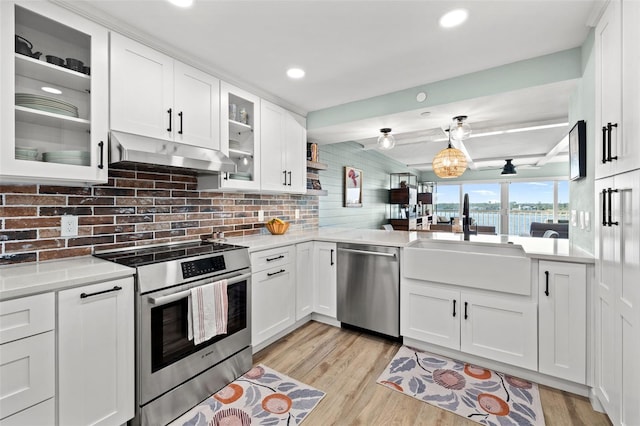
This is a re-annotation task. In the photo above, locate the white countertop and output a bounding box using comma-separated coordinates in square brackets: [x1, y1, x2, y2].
[0, 228, 593, 301]
[0, 256, 135, 301]
[229, 228, 594, 264]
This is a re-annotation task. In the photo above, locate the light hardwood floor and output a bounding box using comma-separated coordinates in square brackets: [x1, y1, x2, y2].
[253, 321, 611, 426]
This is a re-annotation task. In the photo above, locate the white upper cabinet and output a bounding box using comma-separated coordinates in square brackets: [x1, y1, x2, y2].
[110, 33, 220, 150]
[261, 100, 306, 193]
[200, 82, 261, 191]
[595, 0, 640, 179]
[0, 1, 109, 185]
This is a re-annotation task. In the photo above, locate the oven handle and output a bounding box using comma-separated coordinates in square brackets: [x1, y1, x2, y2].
[148, 272, 251, 306]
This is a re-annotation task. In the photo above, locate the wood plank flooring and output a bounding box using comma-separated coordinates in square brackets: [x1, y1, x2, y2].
[253, 321, 611, 426]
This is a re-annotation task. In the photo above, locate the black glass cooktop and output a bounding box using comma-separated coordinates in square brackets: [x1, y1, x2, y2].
[93, 241, 245, 268]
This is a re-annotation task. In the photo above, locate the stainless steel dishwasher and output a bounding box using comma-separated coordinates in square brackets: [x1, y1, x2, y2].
[337, 243, 400, 337]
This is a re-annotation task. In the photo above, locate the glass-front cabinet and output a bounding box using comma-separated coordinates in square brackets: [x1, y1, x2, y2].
[218, 82, 261, 190]
[0, 1, 108, 184]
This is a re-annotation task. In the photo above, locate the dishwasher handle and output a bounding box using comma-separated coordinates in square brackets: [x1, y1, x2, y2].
[337, 247, 397, 258]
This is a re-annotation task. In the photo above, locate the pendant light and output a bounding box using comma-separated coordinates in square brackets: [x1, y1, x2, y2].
[432, 130, 468, 179]
[450, 115, 471, 141]
[377, 128, 396, 150]
[501, 159, 517, 175]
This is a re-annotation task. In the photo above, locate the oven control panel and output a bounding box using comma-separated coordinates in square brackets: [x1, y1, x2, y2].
[181, 255, 227, 279]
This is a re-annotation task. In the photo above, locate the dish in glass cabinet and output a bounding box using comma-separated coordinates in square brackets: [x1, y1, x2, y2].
[15, 93, 79, 117]
[42, 150, 90, 166]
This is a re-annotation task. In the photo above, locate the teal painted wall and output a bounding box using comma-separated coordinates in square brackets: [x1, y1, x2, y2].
[568, 29, 596, 255]
[317, 142, 419, 229]
[308, 48, 582, 129]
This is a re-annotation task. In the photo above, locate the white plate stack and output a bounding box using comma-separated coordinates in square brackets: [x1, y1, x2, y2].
[15, 93, 79, 118]
[42, 150, 90, 166]
[15, 146, 39, 161]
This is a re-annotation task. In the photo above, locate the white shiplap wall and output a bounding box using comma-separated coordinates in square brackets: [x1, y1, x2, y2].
[317, 142, 420, 229]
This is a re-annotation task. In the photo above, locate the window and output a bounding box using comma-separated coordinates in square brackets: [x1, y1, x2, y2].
[434, 180, 569, 235]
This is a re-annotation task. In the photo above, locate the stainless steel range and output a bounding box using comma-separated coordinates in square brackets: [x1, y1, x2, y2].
[94, 240, 252, 426]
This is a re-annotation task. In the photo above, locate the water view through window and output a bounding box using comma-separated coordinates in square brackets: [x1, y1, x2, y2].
[434, 181, 569, 236]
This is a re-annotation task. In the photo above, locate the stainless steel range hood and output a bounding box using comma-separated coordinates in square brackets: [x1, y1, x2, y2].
[109, 131, 236, 174]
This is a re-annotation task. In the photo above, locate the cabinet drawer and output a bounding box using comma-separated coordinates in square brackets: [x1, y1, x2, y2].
[250, 245, 294, 272]
[0, 331, 55, 419]
[0, 293, 54, 344]
[0, 397, 54, 426]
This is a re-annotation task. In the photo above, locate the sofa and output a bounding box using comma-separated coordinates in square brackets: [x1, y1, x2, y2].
[529, 222, 569, 238]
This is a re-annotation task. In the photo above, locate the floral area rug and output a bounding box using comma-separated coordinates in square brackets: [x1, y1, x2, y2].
[169, 364, 325, 426]
[377, 346, 546, 426]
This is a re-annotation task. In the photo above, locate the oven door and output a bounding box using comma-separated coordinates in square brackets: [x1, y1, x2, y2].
[138, 271, 251, 405]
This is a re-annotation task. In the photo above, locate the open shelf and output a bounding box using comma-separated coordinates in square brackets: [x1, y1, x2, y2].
[15, 105, 90, 132]
[15, 53, 90, 92]
[306, 160, 328, 170]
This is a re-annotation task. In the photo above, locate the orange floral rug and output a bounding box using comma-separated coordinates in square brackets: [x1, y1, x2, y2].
[377, 346, 546, 426]
[169, 364, 324, 426]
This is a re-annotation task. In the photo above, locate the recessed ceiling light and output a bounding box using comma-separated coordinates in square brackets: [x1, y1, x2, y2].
[41, 86, 62, 94]
[286, 68, 305, 79]
[168, 0, 193, 8]
[439, 9, 468, 28]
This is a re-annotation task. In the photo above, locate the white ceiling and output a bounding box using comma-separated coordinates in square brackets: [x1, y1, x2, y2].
[61, 0, 600, 171]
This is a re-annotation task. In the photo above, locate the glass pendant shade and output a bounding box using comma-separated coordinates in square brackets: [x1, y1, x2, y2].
[450, 115, 471, 141]
[377, 128, 396, 150]
[432, 145, 468, 178]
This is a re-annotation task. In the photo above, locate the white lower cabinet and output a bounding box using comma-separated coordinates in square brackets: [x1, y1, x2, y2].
[401, 279, 537, 370]
[295, 242, 314, 320]
[538, 260, 587, 384]
[57, 277, 134, 426]
[251, 245, 296, 348]
[313, 242, 337, 318]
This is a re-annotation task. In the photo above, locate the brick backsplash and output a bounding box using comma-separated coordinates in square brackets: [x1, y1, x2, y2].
[0, 166, 319, 265]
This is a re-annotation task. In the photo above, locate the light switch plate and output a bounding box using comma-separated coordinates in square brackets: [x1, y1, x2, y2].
[571, 210, 577, 227]
[579, 211, 585, 229]
[258, 210, 264, 222]
[295, 209, 300, 219]
[584, 211, 591, 231]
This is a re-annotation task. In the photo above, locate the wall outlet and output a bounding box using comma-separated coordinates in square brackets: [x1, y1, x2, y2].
[295, 209, 300, 219]
[61, 215, 78, 237]
[258, 210, 264, 222]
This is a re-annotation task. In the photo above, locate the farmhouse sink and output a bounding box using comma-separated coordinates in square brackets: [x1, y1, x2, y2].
[403, 239, 531, 295]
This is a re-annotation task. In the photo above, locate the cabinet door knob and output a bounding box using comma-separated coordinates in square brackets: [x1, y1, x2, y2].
[167, 108, 172, 132]
[544, 270, 550, 296]
[98, 141, 104, 169]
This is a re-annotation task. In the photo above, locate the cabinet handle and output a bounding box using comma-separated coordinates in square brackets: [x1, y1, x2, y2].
[544, 271, 550, 296]
[464, 302, 468, 320]
[98, 141, 104, 169]
[330, 249, 334, 266]
[601, 126, 608, 164]
[602, 189, 608, 226]
[80, 285, 122, 299]
[178, 111, 183, 134]
[267, 269, 285, 277]
[607, 123, 618, 162]
[266, 255, 284, 262]
[608, 188, 619, 226]
[287, 171, 292, 186]
[452, 299, 457, 317]
[167, 108, 172, 132]
[282, 170, 287, 186]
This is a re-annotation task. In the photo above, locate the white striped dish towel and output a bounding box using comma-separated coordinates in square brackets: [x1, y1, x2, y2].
[188, 279, 228, 345]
